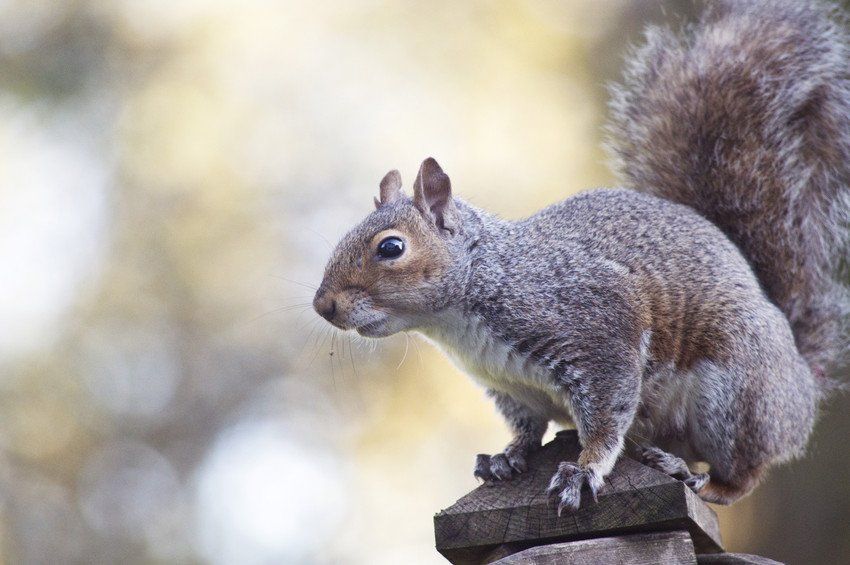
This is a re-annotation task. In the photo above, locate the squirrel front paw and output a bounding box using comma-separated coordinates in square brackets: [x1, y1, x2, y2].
[474, 450, 528, 481]
[546, 461, 602, 515]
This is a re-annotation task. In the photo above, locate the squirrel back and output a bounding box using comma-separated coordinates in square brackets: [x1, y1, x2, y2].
[607, 0, 850, 379]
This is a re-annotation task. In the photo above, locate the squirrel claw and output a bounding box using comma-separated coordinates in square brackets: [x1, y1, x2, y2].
[474, 454, 495, 481]
[474, 451, 527, 482]
[490, 453, 514, 480]
[641, 445, 709, 495]
[506, 451, 528, 473]
[548, 461, 600, 515]
[684, 472, 710, 493]
[641, 447, 690, 479]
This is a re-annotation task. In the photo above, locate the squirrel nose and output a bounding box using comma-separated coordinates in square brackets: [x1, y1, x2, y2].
[313, 292, 337, 322]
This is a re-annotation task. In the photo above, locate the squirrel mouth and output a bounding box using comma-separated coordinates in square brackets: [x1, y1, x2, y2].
[356, 318, 389, 337]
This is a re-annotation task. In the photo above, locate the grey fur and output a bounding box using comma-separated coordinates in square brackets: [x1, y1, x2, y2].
[641, 446, 710, 494]
[475, 390, 548, 481]
[607, 0, 850, 378]
[313, 0, 850, 512]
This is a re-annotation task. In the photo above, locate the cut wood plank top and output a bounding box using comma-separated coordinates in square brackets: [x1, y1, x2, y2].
[434, 430, 723, 565]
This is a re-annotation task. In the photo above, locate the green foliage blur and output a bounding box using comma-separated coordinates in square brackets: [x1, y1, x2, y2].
[0, 1, 847, 563]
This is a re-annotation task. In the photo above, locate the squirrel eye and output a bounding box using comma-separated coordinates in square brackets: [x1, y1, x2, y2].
[377, 236, 405, 259]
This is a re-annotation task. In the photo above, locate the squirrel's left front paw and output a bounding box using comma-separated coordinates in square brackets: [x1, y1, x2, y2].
[474, 450, 527, 481]
[546, 462, 602, 515]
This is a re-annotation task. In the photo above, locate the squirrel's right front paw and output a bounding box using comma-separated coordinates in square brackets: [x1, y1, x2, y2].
[474, 451, 527, 481]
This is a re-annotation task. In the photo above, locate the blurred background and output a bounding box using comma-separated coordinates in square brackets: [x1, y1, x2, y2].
[1, 0, 849, 563]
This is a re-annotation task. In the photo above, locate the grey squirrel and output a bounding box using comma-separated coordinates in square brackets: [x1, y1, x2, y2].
[312, 0, 850, 513]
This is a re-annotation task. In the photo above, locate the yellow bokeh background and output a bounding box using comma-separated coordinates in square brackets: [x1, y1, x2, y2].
[1, 1, 848, 563]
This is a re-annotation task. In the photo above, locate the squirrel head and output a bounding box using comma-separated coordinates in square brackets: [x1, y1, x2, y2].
[313, 157, 467, 337]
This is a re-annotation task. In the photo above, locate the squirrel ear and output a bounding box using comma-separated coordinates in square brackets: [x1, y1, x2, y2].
[376, 169, 403, 209]
[413, 157, 457, 233]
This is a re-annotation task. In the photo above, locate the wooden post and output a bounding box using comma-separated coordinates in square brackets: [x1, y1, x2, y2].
[434, 430, 781, 565]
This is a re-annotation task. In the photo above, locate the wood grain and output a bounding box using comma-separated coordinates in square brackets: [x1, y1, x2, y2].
[492, 531, 697, 565]
[434, 430, 723, 564]
[697, 554, 783, 564]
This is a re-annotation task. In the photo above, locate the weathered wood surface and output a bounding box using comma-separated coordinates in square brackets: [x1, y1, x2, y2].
[492, 531, 698, 565]
[697, 554, 782, 564]
[434, 430, 723, 564]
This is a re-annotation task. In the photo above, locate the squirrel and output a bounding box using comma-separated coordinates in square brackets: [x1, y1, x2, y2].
[312, 0, 850, 513]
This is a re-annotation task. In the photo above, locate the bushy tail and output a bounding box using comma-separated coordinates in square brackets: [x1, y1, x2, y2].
[607, 0, 850, 379]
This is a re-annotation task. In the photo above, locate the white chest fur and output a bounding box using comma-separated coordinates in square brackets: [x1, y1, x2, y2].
[419, 310, 573, 422]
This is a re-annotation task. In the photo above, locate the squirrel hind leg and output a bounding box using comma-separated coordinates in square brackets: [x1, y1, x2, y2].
[641, 447, 765, 505]
[639, 445, 765, 505]
[694, 465, 766, 506]
[640, 445, 712, 495]
[640, 446, 693, 479]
